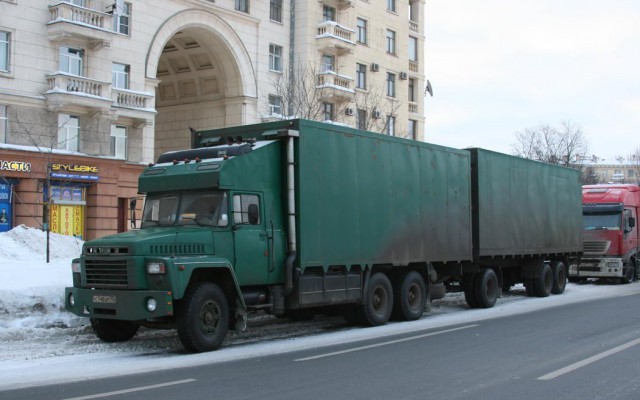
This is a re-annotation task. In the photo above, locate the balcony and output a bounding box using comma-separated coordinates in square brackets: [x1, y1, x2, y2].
[112, 88, 157, 124]
[316, 21, 355, 55]
[316, 71, 354, 101]
[47, 2, 114, 48]
[320, 0, 353, 9]
[44, 72, 112, 112]
[409, 20, 419, 34]
[408, 102, 418, 114]
[409, 61, 419, 73]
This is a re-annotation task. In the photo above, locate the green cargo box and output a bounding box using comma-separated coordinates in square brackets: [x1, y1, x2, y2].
[468, 148, 583, 259]
[195, 119, 474, 272]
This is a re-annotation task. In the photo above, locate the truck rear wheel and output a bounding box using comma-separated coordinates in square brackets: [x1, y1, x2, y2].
[464, 273, 479, 308]
[550, 261, 567, 294]
[474, 268, 499, 308]
[354, 272, 393, 326]
[90, 318, 139, 342]
[531, 263, 553, 297]
[392, 271, 428, 321]
[177, 282, 229, 352]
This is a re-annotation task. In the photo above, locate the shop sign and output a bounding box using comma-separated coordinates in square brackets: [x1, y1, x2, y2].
[0, 160, 31, 173]
[50, 163, 100, 182]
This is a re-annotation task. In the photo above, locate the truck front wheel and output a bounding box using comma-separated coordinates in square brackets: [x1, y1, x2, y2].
[90, 318, 139, 342]
[177, 282, 229, 352]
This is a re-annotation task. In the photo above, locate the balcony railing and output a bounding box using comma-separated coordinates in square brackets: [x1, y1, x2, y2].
[112, 88, 154, 110]
[47, 2, 114, 47]
[409, 20, 419, 33]
[409, 61, 419, 73]
[316, 72, 354, 100]
[47, 73, 107, 97]
[408, 102, 418, 114]
[316, 21, 355, 54]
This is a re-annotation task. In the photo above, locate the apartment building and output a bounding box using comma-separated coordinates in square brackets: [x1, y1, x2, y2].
[0, 0, 426, 239]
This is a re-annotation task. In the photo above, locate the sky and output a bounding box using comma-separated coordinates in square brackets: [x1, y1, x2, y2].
[424, 0, 640, 160]
[1, 225, 639, 390]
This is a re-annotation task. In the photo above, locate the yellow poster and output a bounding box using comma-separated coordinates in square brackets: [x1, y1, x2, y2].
[50, 205, 84, 239]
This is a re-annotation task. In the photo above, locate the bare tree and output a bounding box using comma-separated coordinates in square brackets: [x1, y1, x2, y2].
[627, 147, 640, 184]
[353, 82, 402, 135]
[511, 121, 589, 167]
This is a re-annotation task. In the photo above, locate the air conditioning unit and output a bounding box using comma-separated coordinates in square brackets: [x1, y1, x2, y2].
[399, 72, 408, 80]
[345, 107, 355, 116]
[372, 109, 381, 119]
[370, 63, 380, 72]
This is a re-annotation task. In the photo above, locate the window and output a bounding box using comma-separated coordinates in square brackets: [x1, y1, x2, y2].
[408, 119, 417, 140]
[0, 105, 7, 143]
[323, 6, 336, 22]
[59, 46, 83, 76]
[323, 102, 334, 121]
[269, 44, 283, 72]
[629, 170, 636, 178]
[409, 36, 418, 62]
[0, 31, 9, 72]
[386, 30, 396, 54]
[356, 18, 367, 44]
[408, 78, 415, 102]
[113, 2, 131, 35]
[70, 0, 85, 5]
[112, 63, 130, 89]
[110, 125, 127, 159]
[386, 115, 396, 136]
[321, 54, 335, 72]
[235, 0, 249, 13]
[386, 72, 396, 97]
[387, 0, 396, 12]
[270, 0, 282, 22]
[356, 109, 367, 130]
[268, 94, 282, 115]
[233, 194, 260, 224]
[58, 115, 79, 152]
[356, 63, 367, 89]
[409, 1, 418, 21]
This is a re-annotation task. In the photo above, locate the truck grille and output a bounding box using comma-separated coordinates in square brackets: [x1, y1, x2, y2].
[583, 240, 610, 255]
[85, 259, 128, 287]
[149, 244, 205, 255]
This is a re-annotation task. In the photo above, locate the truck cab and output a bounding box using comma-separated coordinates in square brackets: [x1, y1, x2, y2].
[569, 184, 640, 282]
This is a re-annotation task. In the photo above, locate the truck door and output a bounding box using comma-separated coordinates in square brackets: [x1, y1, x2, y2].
[231, 193, 270, 285]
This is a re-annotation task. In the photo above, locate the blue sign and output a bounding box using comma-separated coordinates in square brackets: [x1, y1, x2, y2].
[0, 183, 12, 232]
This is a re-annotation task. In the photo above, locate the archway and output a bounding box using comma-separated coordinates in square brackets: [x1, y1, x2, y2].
[145, 10, 257, 158]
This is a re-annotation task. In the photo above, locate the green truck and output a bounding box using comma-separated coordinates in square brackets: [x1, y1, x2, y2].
[65, 119, 583, 352]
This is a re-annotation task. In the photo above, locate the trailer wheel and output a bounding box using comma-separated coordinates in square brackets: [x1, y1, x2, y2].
[356, 273, 393, 326]
[464, 273, 479, 308]
[532, 263, 553, 297]
[392, 271, 428, 321]
[90, 318, 139, 342]
[550, 261, 567, 294]
[474, 269, 499, 308]
[177, 282, 229, 352]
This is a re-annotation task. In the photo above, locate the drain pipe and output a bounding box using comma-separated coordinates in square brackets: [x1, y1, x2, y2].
[283, 129, 299, 296]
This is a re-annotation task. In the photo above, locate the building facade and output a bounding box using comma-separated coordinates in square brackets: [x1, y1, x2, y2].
[0, 0, 426, 239]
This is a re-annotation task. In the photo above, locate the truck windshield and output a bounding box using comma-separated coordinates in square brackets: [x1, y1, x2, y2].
[141, 191, 229, 228]
[583, 212, 621, 231]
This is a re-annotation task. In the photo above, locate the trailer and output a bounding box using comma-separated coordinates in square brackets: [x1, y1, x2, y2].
[65, 119, 583, 352]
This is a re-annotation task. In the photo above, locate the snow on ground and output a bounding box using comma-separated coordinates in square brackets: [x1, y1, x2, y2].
[1, 225, 639, 391]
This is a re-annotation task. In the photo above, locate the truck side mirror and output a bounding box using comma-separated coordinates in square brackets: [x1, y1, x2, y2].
[129, 198, 137, 229]
[248, 204, 259, 225]
[629, 217, 636, 229]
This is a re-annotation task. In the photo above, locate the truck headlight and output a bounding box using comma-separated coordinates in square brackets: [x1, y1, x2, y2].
[146, 297, 157, 312]
[71, 261, 81, 273]
[147, 261, 166, 274]
[68, 293, 75, 307]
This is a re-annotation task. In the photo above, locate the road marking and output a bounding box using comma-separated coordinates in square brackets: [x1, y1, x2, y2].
[295, 324, 478, 362]
[61, 379, 196, 400]
[538, 338, 640, 381]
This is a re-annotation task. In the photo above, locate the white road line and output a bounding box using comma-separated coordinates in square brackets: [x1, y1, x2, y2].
[61, 379, 196, 400]
[295, 324, 478, 362]
[538, 338, 640, 381]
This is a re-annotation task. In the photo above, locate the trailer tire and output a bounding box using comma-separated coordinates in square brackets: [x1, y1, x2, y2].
[474, 268, 499, 308]
[550, 261, 567, 294]
[177, 282, 229, 353]
[392, 271, 428, 321]
[356, 273, 393, 326]
[464, 273, 479, 308]
[90, 318, 139, 342]
[532, 263, 553, 297]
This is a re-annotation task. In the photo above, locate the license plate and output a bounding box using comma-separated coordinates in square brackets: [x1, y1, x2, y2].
[93, 295, 117, 304]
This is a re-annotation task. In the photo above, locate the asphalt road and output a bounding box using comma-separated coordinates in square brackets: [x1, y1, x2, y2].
[4, 291, 640, 400]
